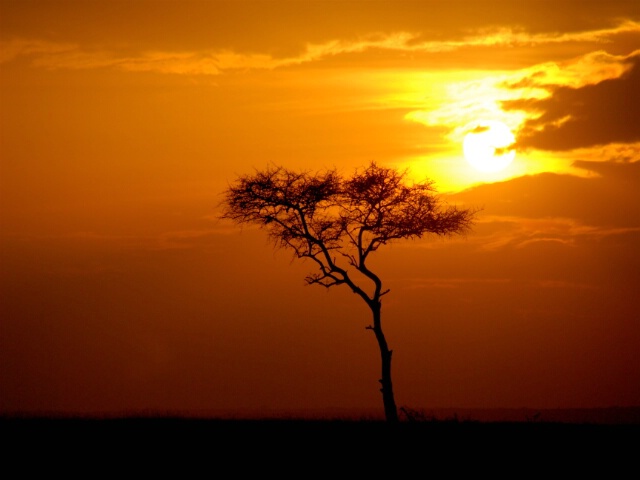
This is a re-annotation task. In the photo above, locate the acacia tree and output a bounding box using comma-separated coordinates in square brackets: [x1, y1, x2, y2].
[221, 161, 475, 422]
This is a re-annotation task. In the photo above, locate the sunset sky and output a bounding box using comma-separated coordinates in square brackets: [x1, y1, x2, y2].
[1, 0, 639, 418]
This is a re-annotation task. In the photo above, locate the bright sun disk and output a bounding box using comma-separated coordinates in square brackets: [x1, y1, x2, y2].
[462, 119, 516, 173]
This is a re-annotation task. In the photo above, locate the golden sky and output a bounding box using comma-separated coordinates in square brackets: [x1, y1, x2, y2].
[1, 0, 639, 418]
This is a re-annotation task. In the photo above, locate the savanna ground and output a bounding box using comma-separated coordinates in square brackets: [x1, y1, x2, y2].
[4, 408, 639, 471]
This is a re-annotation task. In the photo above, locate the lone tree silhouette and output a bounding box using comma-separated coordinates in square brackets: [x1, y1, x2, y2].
[221, 161, 476, 422]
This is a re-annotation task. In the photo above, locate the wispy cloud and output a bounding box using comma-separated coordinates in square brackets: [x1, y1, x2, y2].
[0, 32, 417, 74]
[474, 215, 640, 251]
[0, 38, 77, 63]
[504, 49, 637, 92]
[2, 20, 638, 75]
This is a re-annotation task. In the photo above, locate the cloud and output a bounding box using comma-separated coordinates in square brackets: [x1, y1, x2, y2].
[476, 216, 640, 251]
[505, 51, 640, 151]
[403, 19, 640, 53]
[469, 125, 491, 134]
[0, 33, 418, 74]
[451, 160, 640, 251]
[502, 49, 636, 95]
[2, 20, 638, 76]
[0, 38, 75, 62]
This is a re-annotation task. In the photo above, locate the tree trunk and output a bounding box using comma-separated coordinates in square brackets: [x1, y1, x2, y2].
[371, 302, 399, 423]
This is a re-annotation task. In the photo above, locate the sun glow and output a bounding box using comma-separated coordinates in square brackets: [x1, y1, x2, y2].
[462, 120, 516, 173]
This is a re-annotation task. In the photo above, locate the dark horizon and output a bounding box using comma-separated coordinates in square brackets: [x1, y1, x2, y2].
[4, 406, 640, 426]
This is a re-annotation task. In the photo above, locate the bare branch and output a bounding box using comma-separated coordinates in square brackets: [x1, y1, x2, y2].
[220, 161, 477, 303]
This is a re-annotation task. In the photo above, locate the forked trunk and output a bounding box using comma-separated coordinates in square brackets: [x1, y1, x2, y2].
[371, 302, 399, 423]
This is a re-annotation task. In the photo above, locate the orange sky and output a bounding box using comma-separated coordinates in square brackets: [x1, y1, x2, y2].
[1, 0, 639, 418]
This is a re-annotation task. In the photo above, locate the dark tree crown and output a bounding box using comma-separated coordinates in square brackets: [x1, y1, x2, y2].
[221, 161, 476, 295]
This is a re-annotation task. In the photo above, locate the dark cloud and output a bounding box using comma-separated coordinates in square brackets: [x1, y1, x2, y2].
[470, 125, 490, 134]
[494, 145, 516, 156]
[453, 161, 640, 228]
[504, 53, 640, 151]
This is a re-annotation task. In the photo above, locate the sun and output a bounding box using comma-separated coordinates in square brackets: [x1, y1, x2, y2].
[462, 120, 516, 173]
